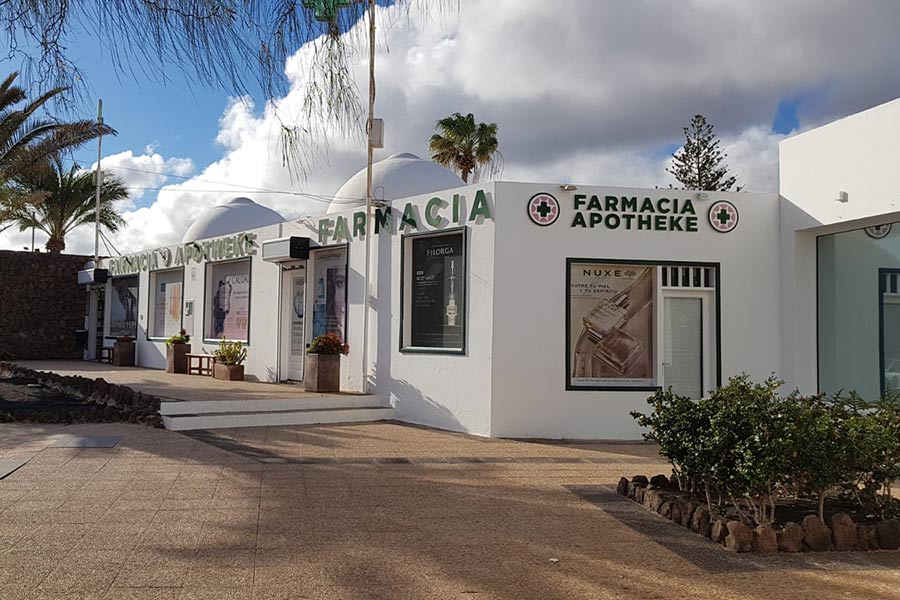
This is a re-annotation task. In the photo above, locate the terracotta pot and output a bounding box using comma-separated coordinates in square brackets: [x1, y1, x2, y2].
[214, 363, 244, 381]
[112, 341, 135, 366]
[304, 354, 340, 392]
[166, 343, 191, 373]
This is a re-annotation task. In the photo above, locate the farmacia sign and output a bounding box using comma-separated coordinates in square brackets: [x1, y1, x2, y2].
[572, 194, 699, 232]
[107, 232, 258, 275]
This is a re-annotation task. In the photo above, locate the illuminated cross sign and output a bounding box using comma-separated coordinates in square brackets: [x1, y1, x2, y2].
[301, 0, 354, 21]
[707, 200, 739, 233]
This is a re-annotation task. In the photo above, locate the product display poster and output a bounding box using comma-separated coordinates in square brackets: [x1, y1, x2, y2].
[206, 260, 250, 341]
[151, 270, 182, 338]
[312, 248, 347, 340]
[289, 274, 305, 380]
[409, 233, 464, 349]
[109, 276, 139, 338]
[568, 262, 655, 388]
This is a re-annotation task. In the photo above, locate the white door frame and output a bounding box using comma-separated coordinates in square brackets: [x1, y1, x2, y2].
[279, 262, 307, 382]
[658, 289, 715, 397]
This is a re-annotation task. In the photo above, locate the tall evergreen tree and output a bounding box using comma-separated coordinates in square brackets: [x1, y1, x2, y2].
[666, 115, 742, 191]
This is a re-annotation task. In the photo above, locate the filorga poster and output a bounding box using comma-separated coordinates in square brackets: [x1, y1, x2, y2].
[410, 233, 464, 349]
[109, 276, 138, 338]
[208, 261, 250, 341]
[568, 262, 655, 388]
[312, 248, 347, 340]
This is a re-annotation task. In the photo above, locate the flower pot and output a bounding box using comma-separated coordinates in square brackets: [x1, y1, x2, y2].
[166, 343, 191, 374]
[214, 363, 244, 381]
[304, 354, 340, 392]
[112, 341, 135, 366]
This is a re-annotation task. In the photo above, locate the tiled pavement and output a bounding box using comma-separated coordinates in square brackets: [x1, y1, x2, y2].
[2, 422, 900, 599]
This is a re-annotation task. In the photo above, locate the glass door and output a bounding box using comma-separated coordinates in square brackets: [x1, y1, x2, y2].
[288, 272, 306, 381]
[663, 296, 705, 399]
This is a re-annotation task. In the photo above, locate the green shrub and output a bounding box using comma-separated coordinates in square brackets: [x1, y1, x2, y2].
[213, 337, 247, 366]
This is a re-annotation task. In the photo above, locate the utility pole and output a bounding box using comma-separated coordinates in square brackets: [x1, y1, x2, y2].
[30, 211, 35, 251]
[94, 99, 104, 265]
[361, 0, 375, 395]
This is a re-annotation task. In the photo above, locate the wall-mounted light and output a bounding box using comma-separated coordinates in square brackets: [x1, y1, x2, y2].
[697, 191, 710, 201]
[560, 184, 578, 191]
[836, 190, 849, 203]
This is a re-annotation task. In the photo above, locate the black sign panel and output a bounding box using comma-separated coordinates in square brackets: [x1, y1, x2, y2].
[409, 233, 465, 349]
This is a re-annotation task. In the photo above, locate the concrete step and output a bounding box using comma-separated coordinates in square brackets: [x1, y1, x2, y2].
[163, 405, 395, 431]
[159, 394, 384, 416]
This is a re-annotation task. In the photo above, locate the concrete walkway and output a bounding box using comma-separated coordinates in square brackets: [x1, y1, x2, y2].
[2, 421, 900, 599]
[12, 360, 340, 403]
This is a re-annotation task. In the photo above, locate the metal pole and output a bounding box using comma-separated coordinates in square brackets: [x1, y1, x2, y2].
[361, 0, 375, 394]
[30, 212, 35, 251]
[94, 99, 104, 264]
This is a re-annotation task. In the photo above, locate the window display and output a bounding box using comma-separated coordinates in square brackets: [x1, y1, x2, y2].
[311, 247, 348, 340]
[108, 276, 139, 338]
[402, 230, 466, 352]
[567, 261, 656, 389]
[149, 269, 183, 339]
[205, 259, 251, 341]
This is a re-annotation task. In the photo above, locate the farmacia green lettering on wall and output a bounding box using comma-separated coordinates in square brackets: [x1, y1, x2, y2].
[572, 195, 699, 232]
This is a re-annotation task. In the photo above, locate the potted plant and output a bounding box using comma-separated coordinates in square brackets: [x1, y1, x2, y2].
[165, 328, 191, 374]
[112, 335, 135, 366]
[305, 333, 349, 392]
[213, 337, 247, 381]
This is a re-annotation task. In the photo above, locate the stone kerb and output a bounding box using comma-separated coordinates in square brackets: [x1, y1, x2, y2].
[618, 474, 900, 554]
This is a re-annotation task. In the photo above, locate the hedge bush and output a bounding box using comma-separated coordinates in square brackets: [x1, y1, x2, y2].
[631, 375, 900, 525]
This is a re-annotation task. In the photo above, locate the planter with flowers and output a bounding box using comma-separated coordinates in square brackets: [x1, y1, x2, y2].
[165, 329, 192, 374]
[305, 333, 349, 392]
[213, 337, 247, 381]
[112, 335, 135, 366]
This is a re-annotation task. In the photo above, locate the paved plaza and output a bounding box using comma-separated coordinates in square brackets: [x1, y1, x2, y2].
[2, 422, 900, 599]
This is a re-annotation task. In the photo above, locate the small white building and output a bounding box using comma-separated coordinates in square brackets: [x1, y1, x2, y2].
[86, 99, 900, 439]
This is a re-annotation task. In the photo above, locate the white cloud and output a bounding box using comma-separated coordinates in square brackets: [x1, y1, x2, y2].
[92, 148, 195, 207]
[5, 0, 900, 255]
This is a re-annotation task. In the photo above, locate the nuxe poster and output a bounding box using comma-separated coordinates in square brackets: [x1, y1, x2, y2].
[207, 260, 250, 341]
[109, 276, 138, 338]
[409, 233, 464, 349]
[568, 262, 655, 389]
[312, 248, 347, 340]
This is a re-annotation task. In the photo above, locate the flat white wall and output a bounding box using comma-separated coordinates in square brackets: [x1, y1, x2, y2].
[489, 183, 782, 439]
[780, 97, 900, 227]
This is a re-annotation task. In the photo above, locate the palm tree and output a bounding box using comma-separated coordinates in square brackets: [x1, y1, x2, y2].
[429, 113, 501, 184]
[0, 71, 116, 230]
[5, 159, 128, 253]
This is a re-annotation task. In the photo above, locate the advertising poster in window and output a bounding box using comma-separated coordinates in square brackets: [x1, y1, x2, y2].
[207, 260, 250, 341]
[312, 248, 347, 340]
[568, 262, 655, 388]
[151, 270, 182, 338]
[109, 276, 138, 338]
[289, 274, 306, 379]
[409, 233, 465, 350]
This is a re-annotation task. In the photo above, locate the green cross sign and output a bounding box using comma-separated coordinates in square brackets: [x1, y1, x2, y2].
[536, 201, 553, 218]
[302, 0, 354, 21]
[716, 207, 731, 225]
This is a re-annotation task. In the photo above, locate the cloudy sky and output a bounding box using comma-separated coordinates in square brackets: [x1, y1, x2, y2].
[4, 0, 900, 255]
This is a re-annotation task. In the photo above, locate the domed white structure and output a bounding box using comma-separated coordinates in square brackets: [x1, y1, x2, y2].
[328, 152, 464, 213]
[182, 197, 285, 242]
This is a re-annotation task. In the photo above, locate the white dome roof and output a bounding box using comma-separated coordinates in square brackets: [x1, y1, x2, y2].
[328, 152, 464, 213]
[182, 197, 284, 242]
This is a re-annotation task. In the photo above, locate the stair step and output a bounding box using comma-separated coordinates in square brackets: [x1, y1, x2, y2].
[159, 394, 384, 416]
[163, 406, 395, 431]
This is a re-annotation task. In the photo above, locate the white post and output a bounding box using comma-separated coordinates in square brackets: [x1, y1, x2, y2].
[94, 99, 104, 264]
[361, 0, 375, 394]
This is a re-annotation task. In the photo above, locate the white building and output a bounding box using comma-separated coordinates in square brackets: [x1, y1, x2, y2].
[85, 99, 900, 439]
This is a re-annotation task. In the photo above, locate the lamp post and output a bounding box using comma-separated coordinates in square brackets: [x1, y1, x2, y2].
[94, 99, 104, 265]
[305, 0, 377, 394]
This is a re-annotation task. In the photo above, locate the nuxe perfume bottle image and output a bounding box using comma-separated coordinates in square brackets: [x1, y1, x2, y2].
[583, 294, 630, 341]
[445, 259, 458, 326]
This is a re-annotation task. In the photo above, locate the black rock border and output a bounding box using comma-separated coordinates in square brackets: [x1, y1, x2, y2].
[0, 362, 163, 427]
[618, 475, 900, 553]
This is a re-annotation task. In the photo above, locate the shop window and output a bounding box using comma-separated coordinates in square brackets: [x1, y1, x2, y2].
[818, 222, 900, 399]
[401, 229, 467, 353]
[566, 259, 719, 394]
[108, 275, 138, 338]
[311, 247, 348, 341]
[148, 269, 184, 339]
[205, 259, 251, 342]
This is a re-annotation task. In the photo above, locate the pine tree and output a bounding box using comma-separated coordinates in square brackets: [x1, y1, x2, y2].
[667, 115, 742, 191]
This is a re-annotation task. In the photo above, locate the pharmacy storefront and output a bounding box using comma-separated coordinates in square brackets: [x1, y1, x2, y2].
[86, 99, 900, 439]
